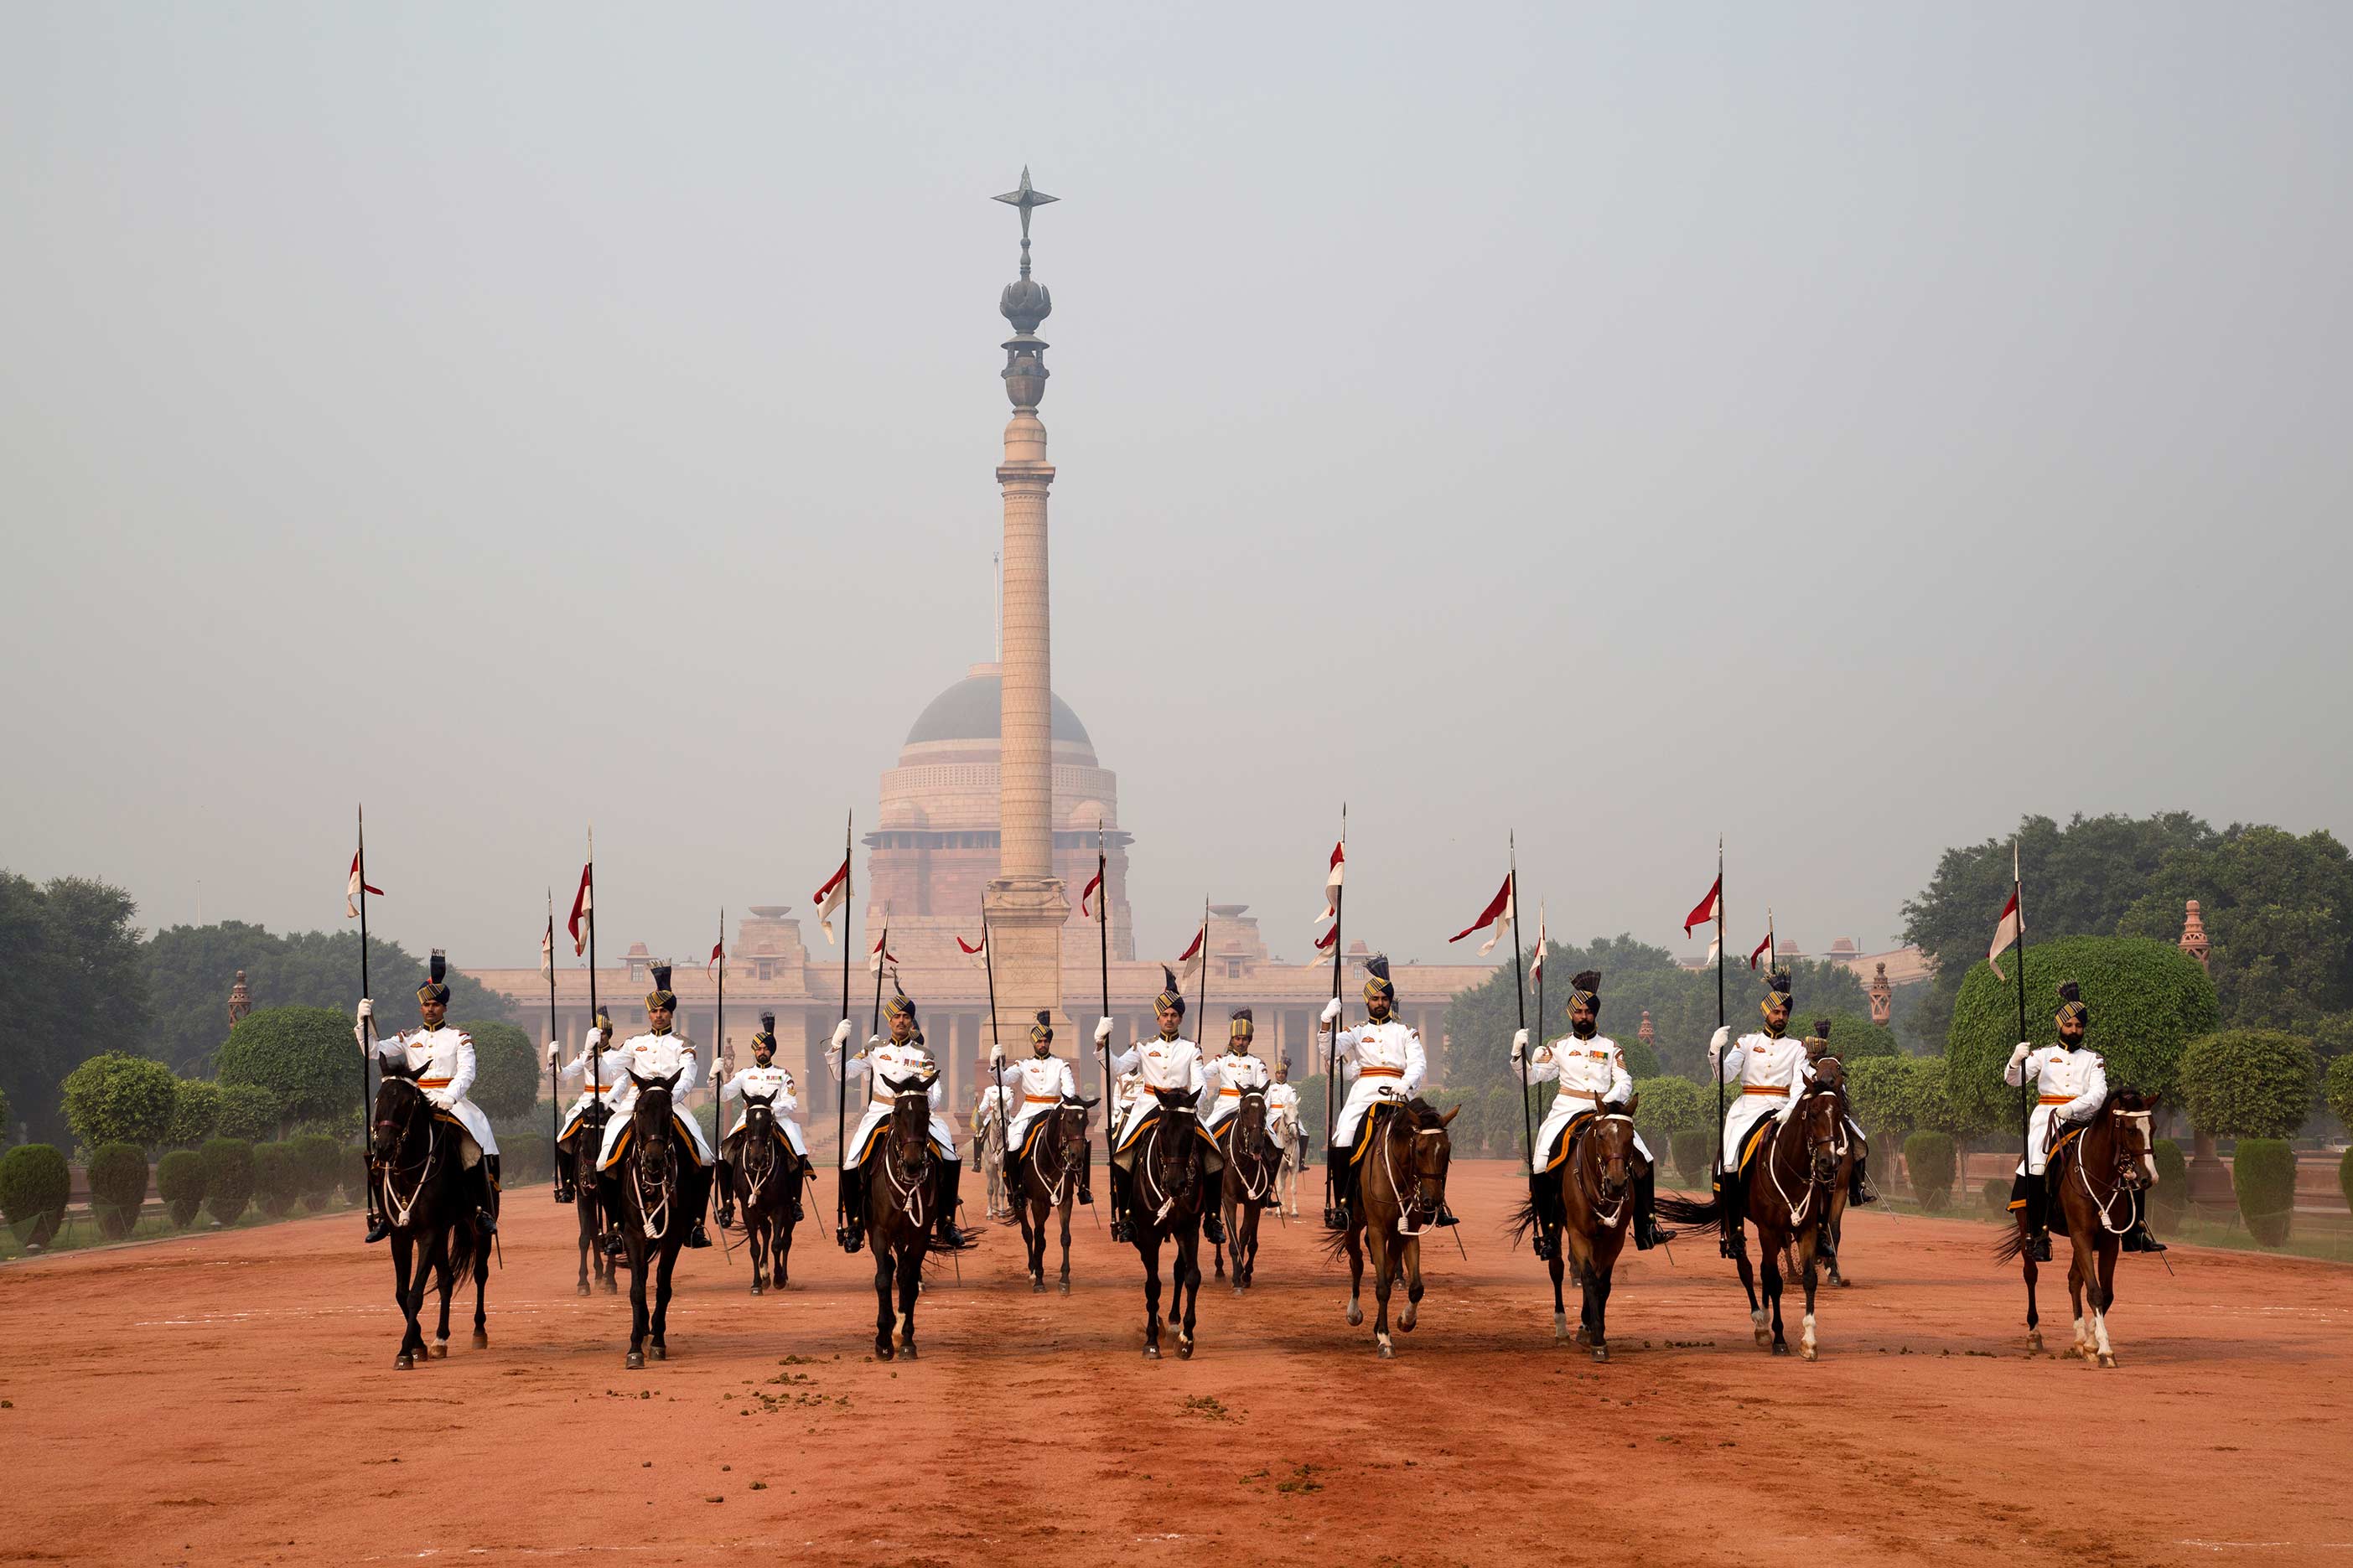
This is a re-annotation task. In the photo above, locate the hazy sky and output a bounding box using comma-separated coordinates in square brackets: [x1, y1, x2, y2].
[4, 3, 2348, 975]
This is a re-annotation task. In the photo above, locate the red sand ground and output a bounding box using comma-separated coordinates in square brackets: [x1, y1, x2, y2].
[3, 1159, 2349, 1567]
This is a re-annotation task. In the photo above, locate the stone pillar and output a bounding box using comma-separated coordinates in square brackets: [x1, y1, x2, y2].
[1868, 961, 1893, 1028]
[227, 970, 252, 1030]
[2179, 900, 2211, 970]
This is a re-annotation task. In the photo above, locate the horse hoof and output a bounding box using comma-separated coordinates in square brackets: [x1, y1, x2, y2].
[625, 1351, 645, 1370]
[750, 1284, 763, 1296]
[1573, 1326, 1589, 1346]
[1377, 1342, 1394, 1361]
[393, 1353, 413, 1371]
[1345, 1304, 1363, 1327]
[577, 1282, 592, 1297]
[1177, 1339, 1194, 1360]
[1143, 1345, 1160, 1360]
[432, 1343, 448, 1359]
[1033, 1280, 1044, 1295]
[472, 1331, 489, 1349]
[2098, 1353, 2116, 1369]
[1834, 1275, 1852, 1289]
[1058, 1281, 1070, 1296]
[901, 1343, 918, 1361]
[2027, 1332, 2045, 1353]
[1770, 1342, 1790, 1357]
[1592, 1346, 1609, 1364]
[650, 1345, 666, 1362]
[1801, 1344, 1817, 1362]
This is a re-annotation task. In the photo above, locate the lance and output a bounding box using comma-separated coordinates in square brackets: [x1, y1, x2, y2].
[1510, 836, 1532, 1176]
[713, 906, 727, 1235]
[2009, 841, 2031, 1177]
[1711, 836, 1725, 1190]
[547, 891, 559, 1188]
[1195, 893, 1218, 1272]
[869, 919, 892, 1045]
[1323, 805, 1347, 1219]
[980, 908, 1008, 1192]
[355, 805, 377, 1231]
[835, 811, 853, 1245]
[587, 827, 603, 1125]
[1095, 822, 1112, 1194]
[1533, 895, 1546, 1117]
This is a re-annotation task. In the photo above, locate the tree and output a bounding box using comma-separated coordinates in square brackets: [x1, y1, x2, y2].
[0, 1144, 70, 1245]
[2117, 826, 2353, 1031]
[2232, 1141, 2298, 1246]
[2328, 1054, 2353, 1132]
[86, 1142, 150, 1238]
[292, 1134, 343, 1210]
[60, 1052, 180, 1152]
[461, 1019, 539, 1120]
[2176, 1030, 2318, 1141]
[1630, 1075, 1706, 1144]
[157, 1149, 206, 1228]
[251, 1143, 299, 1217]
[1901, 814, 2216, 1048]
[0, 872, 152, 1144]
[1943, 936, 2217, 1137]
[215, 1007, 359, 1130]
[143, 923, 515, 1077]
[214, 1083, 281, 1142]
[1903, 1131, 1957, 1210]
[0, 1084, 12, 1148]
[167, 1079, 222, 1148]
[201, 1138, 254, 1226]
[1814, 1011, 1899, 1061]
[1848, 1056, 1967, 1146]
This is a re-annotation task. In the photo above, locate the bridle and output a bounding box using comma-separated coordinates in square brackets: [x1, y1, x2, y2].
[627, 1076, 682, 1242]
[739, 1091, 779, 1210]
[1226, 1090, 1277, 1203]
[1376, 1103, 1449, 1237]
[1765, 1089, 1842, 1230]
[878, 1077, 936, 1231]
[1027, 1102, 1087, 1208]
[372, 1071, 440, 1232]
[1137, 1094, 1202, 1229]
[2075, 1099, 2154, 1236]
[1575, 1112, 1636, 1230]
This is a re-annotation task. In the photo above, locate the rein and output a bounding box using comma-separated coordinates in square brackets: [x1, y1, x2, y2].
[1226, 1092, 1277, 1203]
[629, 1094, 680, 1242]
[1137, 1109, 1200, 1229]
[1374, 1105, 1445, 1237]
[1573, 1113, 1635, 1231]
[2072, 1106, 2151, 1236]
[1765, 1094, 1839, 1231]
[376, 1086, 440, 1232]
[878, 1089, 935, 1234]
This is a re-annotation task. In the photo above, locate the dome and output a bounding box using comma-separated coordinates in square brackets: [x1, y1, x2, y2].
[904, 667, 1091, 748]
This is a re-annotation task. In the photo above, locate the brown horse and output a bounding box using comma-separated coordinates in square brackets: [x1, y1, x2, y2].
[1511, 1098, 1651, 1360]
[1216, 1089, 1280, 1294]
[563, 1101, 617, 1297]
[371, 1062, 490, 1370]
[1122, 1087, 1210, 1359]
[1995, 1089, 2159, 1368]
[863, 1074, 972, 1360]
[1330, 1097, 1460, 1359]
[1659, 1085, 1842, 1358]
[1808, 1056, 1865, 1288]
[600, 1070, 691, 1370]
[1008, 1097, 1094, 1295]
[731, 1090, 803, 1296]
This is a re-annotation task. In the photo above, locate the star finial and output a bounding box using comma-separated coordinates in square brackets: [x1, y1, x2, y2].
[993, 167, 1058, 277]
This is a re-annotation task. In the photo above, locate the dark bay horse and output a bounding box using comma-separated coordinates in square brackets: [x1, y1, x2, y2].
[1124, 1087, 1209, 1359]
[864, 1074, 972, 1360]
[1216, 1089, 1279, 1294]
[371, 1062, 489, 1370]
[1511, 1098, 1650, 1360]
[1330, 1097, 1460, 1359]
[1995, 1089, 2159, 1368]
[1809, 1055, 1865, 1287]
[1009, 1097, 1093, 1296]
[1659, 1084, 1842, 1359]
[604, 1070, 690, 1369]
[733, 1089, 802, 1296]
[566, 1100, 616, 1296]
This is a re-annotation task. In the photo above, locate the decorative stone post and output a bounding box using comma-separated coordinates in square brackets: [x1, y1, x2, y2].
[2177, 898, 2229, 1200]
[1868, 961, 1893, 1028]
[227, 970, 252, 1030]
[2179, 900, 2210, 970]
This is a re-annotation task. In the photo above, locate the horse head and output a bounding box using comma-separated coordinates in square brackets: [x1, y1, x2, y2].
[1150, 1086, 1203, 1201]
[1797, 1084, 1842, 1184]
[2107, 1089, 2159, 1191]
[630, 1069, 682, 1165]
[1232, 1088, 1269, 1162]
[1050, 1098, 1091, 1170]
[881, 1073, 934, 1180]
[371, 1059, 428, 1165]
[1593, 1094, 1640, 1199]
[1401, 1098, 1459, 1225]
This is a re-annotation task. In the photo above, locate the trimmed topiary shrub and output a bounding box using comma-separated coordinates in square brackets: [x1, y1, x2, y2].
[1670, 1129, 1712, 1190]
[167, 1079, 222, 1148]
[2150, 1138, 2187, 1231]
[1617, 1036, 1661, 1079]
[2179, 1030, 2318, 1141]
[201, 1137, 254, 1226]
[1630, 1075, 1706, 1146]
[2340, 1146, 2353, 1218]
[158, 1149, 206, 1228]
[251, 1141, 298, 1217]
[2231, 1138, 2297, 1246]
[60, 1052, 180, 1152]
[0, 1143, 71, 1246]
[341, 1142, 369, 1204]
[1903, 1131, 1957, 1211]
[501, 1131, 550, 1186]
[1485, 1085, 1527, 1160]
[2324, 1053, 2353, 1134]
[87, 1141, 151, 1239]
[216, 1006, 361, 1127]
[1816, 1011, 1900, 1062]
[1981, 1174, 2013, 1216]
[214, 1083, 281, 1142]
[0, 1084, 13, 1149]
[292, 1134, 341, 1210]
[458, 1019, 540, 1120]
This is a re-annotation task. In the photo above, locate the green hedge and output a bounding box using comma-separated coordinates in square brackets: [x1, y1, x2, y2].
[2324, 1053, 2353, 1132]
[87, 1142, 150, 1239]
[2179, 1030, 2317, 1140]
[1981, 1174, 2013, 1216]
[292, 1134, 342, 1210]
[0, 1144, 71, 1246]
[1618, 1036, 1661, 1079]
[201, 1138, 254, 1227]
[216, 1006, 360, 1126]
[214, 1083, 281, 1142]
[157, 1149, 206, 1229]
[1903, 1131, 1957, 1211]
[1816, 1011, 1900, 1061]
[1944, 936, 2217, 1136]
[1630, 1075, 1707, 1141]
[167, 1079, 222, 1148]
[2340, 1146, 2353, 1218]
[61, 1053, 180, 1152]
[2150, 1138, 2187, 1231]
[459, 1018, 540, 1120]
[501, 1131, 552, 1185]
[1670, 1129, 1712, 1189]
[2231, 1139, 2297, 1246]
[251, 1141, 298, 1217]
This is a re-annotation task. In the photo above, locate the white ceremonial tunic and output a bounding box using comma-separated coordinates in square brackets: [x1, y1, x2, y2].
[973, 1084, 1015, 1142]
[832, 1039, 957, 1165]
[1324, 1018, 1427, 1150]
[993, 1054, 1080, 1158]
[555, 1045, 625, 1143]
[1109, 1070, 1148, 1146]
[2004, 1043, 2107, 1176]
[1108, 1035, 1205, 1152]
[1266, 1081, 1303, 1146]
[1200, 1050, 1272, 1132]
[371, 1025, 499, 1159]
[1523, 1032, 1651, 1170]
[597, 1031, 714, 1169]
[720, 1064, 808, 1157]
[1717, 1031, 1813, 1172]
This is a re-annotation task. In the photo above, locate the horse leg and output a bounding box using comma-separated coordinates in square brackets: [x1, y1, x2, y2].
[1022, 1190, 1043, 1291]
[625, 1239, 650, 1369]
[1764, 1243, 1789, 1356]
[2019, 1214, 2043, 1351]
[1399, 1235, 1423, 1333]
[1175, 1224, 1200, 1360]
[431, 1232, 456, 1357]
[1798, 1233, 1820, 1361]
[2066, 1234, 2092, 1362]
[1343, 1224, 1366, 1327]
[872, 1245, 896, 1361]
[1056, 1191, 1073, 1295]
[777, 1203, 796, 1288]
[1589, 1244, 1616, 1364]
[1141, 1234, 1164, 1359]
[1549, 1233, 1570, 1344]
[1369, 1224, 1395, 1358]
[2093, 1238, 2118, 1368]
[896, 1245, 921, 1359]
[576, 1197, 594, 1296]
[471, 1233, 490, 1348]
[748, 1208, 767, 1295]
[390, 1232, 421, 1369]
[1734, 1247, 1767, 1346]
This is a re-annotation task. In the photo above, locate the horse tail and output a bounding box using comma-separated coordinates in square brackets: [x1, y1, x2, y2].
[1655, 1191, 1722, 1229]
[1990, 1226, 2029, 1265]
[1317, 1225, 1355, 1263]
[1506, 1193, 1545, 1250]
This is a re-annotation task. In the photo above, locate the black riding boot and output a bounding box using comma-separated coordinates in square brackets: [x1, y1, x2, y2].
[934, 1160, 967, 1246]
[1108, 1162, 1132, 1243]
[1324, 1148, 1353, 1231]
[1717, 1170, 1746, 1260]
[1204, 1204, 1227, 1245]
[838, 1167, 867, 1254]
[552, 1137, 577, 1204]
[2122, 1188, 2167, 1253]
[1528, 1172, 1557, 1260]
[599, 1172, 629, 1257]
[363, 1164, 389, 1243]
[682, 1161, 713, 1248]
[1633, 1163, 1666, 1250]
[714, 1157, 736, 1229]
[475, 1155, 500, 1236]
[2025, 1177, 2054, 1263]
[785, 1157, 808, 1221]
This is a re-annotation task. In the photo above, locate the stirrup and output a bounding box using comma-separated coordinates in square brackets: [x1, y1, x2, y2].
[363, 1214, 389, 1244]
[1110, 1217, 1130, 1243]
[2128, 1224, 2167, 1254]
[552, 1183, 575, 1204]
[1635, 1219, 1666, 1251]
[1203, 1214, 1227, 1245]
[476, 1207, 499, 1236]
[2028, 1229, 2054, 1263]
[603, 1232, 627, 1258]
[716, 1205, 735, 1229]
[1322, 1204, 1350, 1231]
[686, 1222, 712, 1249]
[1431, 1204, 1459, 1228]
[1532, 1230, 1557, 1261]
[837, 1222, 864, 1255]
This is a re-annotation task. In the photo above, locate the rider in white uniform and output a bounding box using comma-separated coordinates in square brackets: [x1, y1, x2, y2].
[825, 980, 967, 1251]
[715, 1012, 811, 1227]
[1803, 1017, 1880, 1214]
[1511, 969, 1667, 1254]
[1708, 967, 1815, 1258]
[356, 950, 500, 1243]
[1266, 1058, 1305, 1214]
[547, 1006, 622, 1203]
[593, 965, 715, 1250]
[1200, 1010, 1272, 1141]
[1103, 966, 1226, 1245]
[1314, 955, 1454, 1231]
[989, 1011, 1088, 1202]
[2003, 979, 2159, 1259]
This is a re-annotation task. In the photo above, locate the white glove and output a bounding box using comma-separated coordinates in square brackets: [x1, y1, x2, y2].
[546, 1041, 562, 1064]
[990, 1044, 1005, 1066]
[823, 1042, 842, 1070]
[1093, 1017, 1113, 1044]
[423, 1086, 454, 1110]
[830, 1018, 852, 1049]
[2009, 1042, 2033, 1067]
[356, 997, 373, 1024]
[586, 1026, 604, 1048]
[1320, 997, 1341, 1025]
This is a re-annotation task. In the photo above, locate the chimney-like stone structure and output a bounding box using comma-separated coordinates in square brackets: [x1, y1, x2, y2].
[1868, 961, 1893, 1027]
[982, 168, 1070, 1036]
[227, 970, 252, 1030]
[2179, 899, 2211, 970]
[1637, 1010, 1654, 1048]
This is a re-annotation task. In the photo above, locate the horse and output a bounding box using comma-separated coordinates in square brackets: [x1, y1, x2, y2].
[732, 1089, 802, 1296]
[1216, 1088, 1280, 1294]
[1329, 1096, 1460, 1359]
[1122, 1086, 1210, 1360]
[371, 1061, 490, 1370]
[604, 1069, 691, 1370]
[1657, 1084, 1843, 1359]
[1008, 1097, 1094, 1295]
[1271, 1112, 1306, 1216]
[1994, 1089, 2159, 1368]
[1511, 1095, 1651, 1360]
[976, 1097, 1012, 1219]
[1809, 1055, 1865, 1288]
[566, 1100, 617, 1297]
[864, 1074, 972, 1360]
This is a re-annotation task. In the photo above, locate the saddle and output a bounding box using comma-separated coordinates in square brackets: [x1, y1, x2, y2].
[1541, 1110, 1599, 1173]
[1735, 1114, 1780, 1178]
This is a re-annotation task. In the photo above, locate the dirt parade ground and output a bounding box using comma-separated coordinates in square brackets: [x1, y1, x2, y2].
[3, 1161, 2350, 1568]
